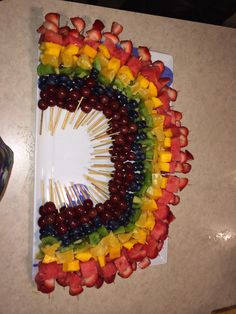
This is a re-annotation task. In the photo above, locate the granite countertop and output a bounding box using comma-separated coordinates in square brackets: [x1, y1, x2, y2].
[0, 0, 236, 313]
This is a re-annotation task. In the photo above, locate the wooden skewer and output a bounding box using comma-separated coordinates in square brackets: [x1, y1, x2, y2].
[91, 131, 119, 141]
[41, 180, 45, 204]
[88, 169, 112, 177]
[61, 111, 71, 130]
[39, 111, 44, 135]
[88, 185, 106, 202]
[73, 111, 87, 129]
[91, 182, 109, 197]
[80, 110, 95, 126]
[54, 182, 63, 208]
[54, 189, 60, 211]
[49, 107, 54, 134]
[52, 108, 62, 135]
[89, 118, 111, 135]
[78, 184, 90, 201]
[49, 179, 54, 203]
[86, 111, 100, 126]
[84, 175, 107, 187]
[93, 139, 114, 149]
[88, 116, 105, 132]
[84, 186, 98, 203]
[58, 182, 68, 207]
[91, 163, 114, 168]
[91, 155, 111, 160]
[91, 148, 112, 155]
[69, 186, 77, 204]
[90, 128, 112, 141]
[69, 97, 84, 124]
[64, 185, 73, 207]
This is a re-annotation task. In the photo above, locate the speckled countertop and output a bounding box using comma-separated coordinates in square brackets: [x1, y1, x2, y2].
[0, 0, 236, 313]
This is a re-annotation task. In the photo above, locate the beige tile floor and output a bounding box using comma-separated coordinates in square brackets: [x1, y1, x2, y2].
[0, 0, 235, 313]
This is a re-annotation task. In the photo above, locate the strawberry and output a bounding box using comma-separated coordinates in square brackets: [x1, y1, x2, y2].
[43, 30, 64, 45]
[37, 25, 46, 34]
[99, 262, 117, 284]
[174, 111, 183, 122]
[80, 260, 98, 288]
[131, 261, 137, 271]
[166, 176, 180, 193]
[159, 77, 171, 89]
[180, 151, 188, 163]
[166, 211, 176, 224]
[157, 190, 174, 205]
[86, 29, 102, 41]
[127, 243, 147, 262]
[120, 40, 133, 55]
[43, 21, 58, 33]
[111, 21, 123, 35]
[68, 273, 83, 296]
[58, 26, 71, 36]
[71, 17, 85, 33]
[38, 262, 60, 280]
[151, 221, 168, 241]
[180, 126, 189, 136]
[111, 47, 129, 65]
[69, 29, 80, 38]
[163, 86, 178, 101]
[63, 34, 84, 47]
[37, 278, 55, 294]
[179, 178, 188, 191]
[114, 255, 133, 279]
[185, 150, 194, 160]
[144, 236, 159, 259]
[95, 276, 104, 289]
[169, 161, 183, 173]
[138, 257, 151, 269]
[103, 38, 116, 54]
[103, 32, 119, 44]
[180, 134, 188, 147]
[138, 46, 151, 61]
[83, 39, 100, 50]
[126, 56, 141, 77]
[182, 163, 192, 174]
[153, 204, 170, 221]
[140, 66, 159, 86]
[169, 194, 180, 205]
[158, 92, 170, 111]
[45, 13, 60, 27]
[93, 19, 105, 31]
[153, 60, 165, 74]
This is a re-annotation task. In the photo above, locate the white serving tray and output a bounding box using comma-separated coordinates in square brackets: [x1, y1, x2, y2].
[32, 51, 173, 276]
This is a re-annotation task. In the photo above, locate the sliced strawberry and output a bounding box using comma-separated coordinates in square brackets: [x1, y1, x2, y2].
[166, 176, 180, 193]
[138, 257, 151, 269]
[127, 243, 147, 262]
[159, 77, 171, 89]
[112, 47, 129, 65]
[43, 30, 64, 45]
[120, 40, 133, 55]
[163, 86, 178, 101]
[131, 261, 137, 271]
[126, 56, 141, 77]
[169, 194, 180, 205]
[180, 151, 188, 163]
[158, 92, 170, 111]
[114, 255, 133, 279]
[151, 221, 169, 241]
[100, 262, 117, 281]
[144, 236, 159, 259]
[180, 134, 188, 147]
[179, 178, 188, 191]
[166, 211, 176, 224]
[37, 278, 55, 294]
[185, 150, 194, 160]
[38, 262, 60, 280]
[71, 17, 85, 33]
[182, 163, 192, 174]
[37, 24, 46, 34]
[80, 260, 98, 288]
[45, 13, 60, 27]
[83, 39, 100, 49]
[69, 29, 80, 38]
[163, 114, 172, 128]
[103, 38, 116, 55]
[169, 161, 183, 173]
[63, 34, 84, 47]
[153, 60, 165, 74]
[138, 46, 151, 61]
[86, 29, 102, 41]
[95, 276, 104, 289]
[103, 32, 119, 44]
[93, 19, 105, 31]
[158, 190, 174, 205]
[58, 26, 71, 36]
[140, 66, 159, 86]
[173, 111, 183, 121]
[111, 21, 123, 35]
[69, 273, 83, 296]
[43, 21, 58, 33]
[154, 204, 170, 221]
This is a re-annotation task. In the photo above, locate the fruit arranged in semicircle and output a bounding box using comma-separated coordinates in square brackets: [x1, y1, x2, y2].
[35, 12, 193, 296]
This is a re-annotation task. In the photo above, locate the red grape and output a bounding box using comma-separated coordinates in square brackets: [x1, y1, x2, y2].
[83, 199, 93, 210]
[95, 203, 105, 213]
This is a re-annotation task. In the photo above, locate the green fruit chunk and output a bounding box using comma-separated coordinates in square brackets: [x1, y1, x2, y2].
[97, 226, 109, 237]
[125, 223, 135, 232]
[73, 241, 87, 250]
[114, 226, 126, 234]
[133, 196, 142, 204]
[141, 139, 155, 147]
[89, 232, 100, 246]
[144, 161, 152, 172]
[146, 149, 154, 160]
[113, 78, 125, 90]
[98, 74, 110, 86]
[93, 57, 101, 71]
[59, 67, 74, 75]
[41, 236, 58, 246]
[137, 184, 149, 197]
[74, 66, 90, 77]
[37, 63, 55, 76]
[131, 208, 141, 223]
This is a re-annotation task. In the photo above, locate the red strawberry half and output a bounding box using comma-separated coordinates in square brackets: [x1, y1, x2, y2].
[120, 40, 133, 55]
[80, 260, 98, 288]
[93, 19, 105, 31]
[103, 32, 119, 44]
[138, 46, 151, 61]
[114, 255, 133, 279]
[86, 29, 102, 41]
[71, 17, 85, 33]
[43, 21, 58, 33]
[58, 26, 71, 36]
[45, 13, 60, 27]
[111, 21, 123, 35]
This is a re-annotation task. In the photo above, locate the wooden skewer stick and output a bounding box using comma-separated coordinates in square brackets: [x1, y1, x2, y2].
[84, 175, 107, 187]
[73, 111, 87, 129]
[69, 97, 84, 124]
[91, 148, 112, 155]
[78, 184, 91, 201]
[91, 155, 111, 160]
[86, 111, 100, 126]
[88, 185, 106, 202]
[54, 182, 63, 208]
[80, 110, 95, 127]
[83, 186, 97, 203]
[88, 169, 112, 177]
[90, 128, 113, 141]
[58, 182, 68, 207]
[54, 189, 60, 211]
[92, 139, 114, 149]
[69, 186, 77, 204]
[61, 111, 71, 130]
[91, 131, 119, 141]
[91, 182, 109, 197]
[49, 107, 54, 134]
[52, 108, 62, 135]
[91, 163, 114, 168]
[88, 116, 105, 132]
[64, 185, 73, 207]
[41, 180, 45, 204]
[49, 178, 54, 202]
[39, 111, 44, 135]
[89, 118, 111, 135]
